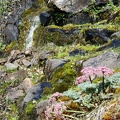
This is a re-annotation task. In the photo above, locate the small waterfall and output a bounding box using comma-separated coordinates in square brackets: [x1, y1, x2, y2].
[26, 16, 40, 48]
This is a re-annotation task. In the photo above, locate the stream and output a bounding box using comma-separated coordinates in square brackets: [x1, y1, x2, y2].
[25, 16, 40, 48]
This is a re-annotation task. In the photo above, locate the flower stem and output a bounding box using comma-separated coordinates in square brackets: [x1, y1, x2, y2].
[89, 76, 92, 83]
[102, 75, 105, 93]
[63, 114, 79, 120]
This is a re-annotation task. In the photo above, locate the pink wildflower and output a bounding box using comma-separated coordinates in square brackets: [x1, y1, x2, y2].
[75, 75, 89, 85]
[96, 67, 113, 77]
[45, 106, 52, 120]
[53, 102, 66, 118]
[81, 67, 97, 76]
[45, 102, 66, 120]
[48, 92, 63, 103]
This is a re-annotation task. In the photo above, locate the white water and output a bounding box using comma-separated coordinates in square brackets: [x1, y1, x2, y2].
[26, 16, 40, 48]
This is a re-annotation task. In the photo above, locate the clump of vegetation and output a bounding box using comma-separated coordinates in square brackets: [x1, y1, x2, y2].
[49, 61, 76, 93]
[43, 66, 120, 119]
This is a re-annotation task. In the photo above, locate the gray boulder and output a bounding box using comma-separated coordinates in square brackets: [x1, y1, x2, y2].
[5, 62, 19, 70]
[3, 69, 28, 82]
[7, 89, 24, 101]
[40, 11, 51, 26]
[47, 0, 92, 13]
[83, 51, 120, 69]
[22, 82, 52, 108]
[44, 59, 70, 80]
[2, 24, 19, 43]
[36, 100, 48, 120]
[46, 0, 116, 13]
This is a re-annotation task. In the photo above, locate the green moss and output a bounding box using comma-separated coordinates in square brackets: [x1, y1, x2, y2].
[50, 62, 77, 93]
[42, 87, 53, 96]
[0, 82, 10, 94]
[21, 0, 49, 18]
[33, 24, 80, 47]
[113, 46, 120, 53]
[18, 101, 37, 120]
[25, 102, 37, 115]
[48, 24, 80, 31]
[18, 18, 31, 49]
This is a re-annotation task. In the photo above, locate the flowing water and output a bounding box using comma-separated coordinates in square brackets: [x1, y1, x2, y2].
[26, 16, 40, 48]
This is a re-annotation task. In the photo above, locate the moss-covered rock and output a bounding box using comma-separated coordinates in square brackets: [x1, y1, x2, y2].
[50, 61, 77, 93]
[33, 24, 81, 47]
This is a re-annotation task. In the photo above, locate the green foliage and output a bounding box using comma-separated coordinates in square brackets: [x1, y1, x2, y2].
[68, 71, 120, 110]
[77, 73, 120, 96]
[0, 0, 9, 17]
[82, 94, 95, 108]
[105, 73, 120, 89]
[25, 102, 36, 115]
[0, 82, 10, 94]
[0, 42, 6, 50]
[63, 90, 81, 100]
[78, 82, 97, 94]
[5, 103, 19, 120]
[54, 12, 66, 25]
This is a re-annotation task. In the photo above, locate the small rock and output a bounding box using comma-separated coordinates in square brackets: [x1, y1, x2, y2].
[0, 70, 6, 79]
[0, 58, 7, 65]
[5, 62, 19, 70]
[22, 59, 31, 67]
[40, 11, 51, 26]
[3, 69, 28, 82]
[36, 100, 48, 120]
[69, 49, 87, 56]
[7, 89, 24, 101]
[7, 50, 21, 62]
[111, 30, 120, 38]
[17, 78, 33, 93]
[2, 24, 19, 43]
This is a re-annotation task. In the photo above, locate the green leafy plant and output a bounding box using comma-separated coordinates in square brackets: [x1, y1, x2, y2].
[0, 42, 6, 50]
[75, 66, 113, 93]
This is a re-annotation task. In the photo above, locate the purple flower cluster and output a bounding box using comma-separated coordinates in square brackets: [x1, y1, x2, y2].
[75, 66, 113, 85]
[45, 92, 66, 120]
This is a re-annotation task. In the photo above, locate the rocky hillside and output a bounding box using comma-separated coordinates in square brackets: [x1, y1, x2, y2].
[0, 0, 120, 120]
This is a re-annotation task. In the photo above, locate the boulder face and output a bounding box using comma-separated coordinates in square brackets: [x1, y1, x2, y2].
[83, 51, 120, 69]
[40, 11, 51, 26]
[2, 24, 19, 44]
[47, 0, 92, 13]
[46, 0, 118, 13]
